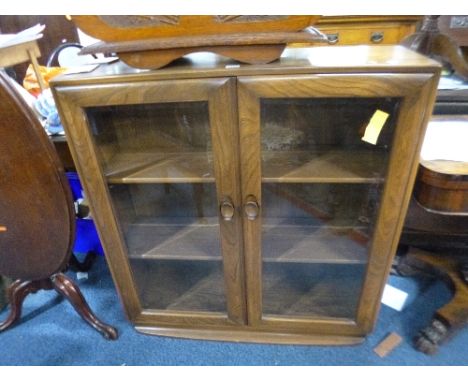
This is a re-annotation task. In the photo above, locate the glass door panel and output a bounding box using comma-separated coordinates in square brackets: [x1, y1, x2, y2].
[260, 97, 400, 319]
[86, 101, 226, 313]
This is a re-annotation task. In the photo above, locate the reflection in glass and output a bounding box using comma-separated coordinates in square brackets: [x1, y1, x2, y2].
[86, 101, 226, 313]
[260, 97, 399, 319]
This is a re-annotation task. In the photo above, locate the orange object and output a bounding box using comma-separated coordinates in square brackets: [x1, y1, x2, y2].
[22, 64, 67, 97]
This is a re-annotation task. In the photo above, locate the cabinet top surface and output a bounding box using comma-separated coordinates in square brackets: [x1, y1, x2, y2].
[51, 45, 440, 86]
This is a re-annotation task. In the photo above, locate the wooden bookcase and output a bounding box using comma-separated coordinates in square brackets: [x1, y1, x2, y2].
[51, 46, 440, 344]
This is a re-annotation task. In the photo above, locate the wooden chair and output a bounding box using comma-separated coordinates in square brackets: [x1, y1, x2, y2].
[0, 71, 117, 339]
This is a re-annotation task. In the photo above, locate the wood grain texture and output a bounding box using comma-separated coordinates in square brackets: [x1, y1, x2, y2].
[119, 45, 286, 70]
[356, 73, 440, 332]
[237, 81, 263, 325]
[78, 29, 328, 70]
[311, 16, 422, 46]
[0, 40, 41, 68]
[135, 325, 364, 345]
[316, 16, 422, 26]
[52, 77, 247, 326]
[52, 88, 143, 321]
[208, 78, 247, 324]
[54, 78, 223, 107]
[0, 72, 75, 280]
[406, 248, 468, 330]
[420, 161, 468, 177]
[72, 16, 319, 41]
[432, 34, 468, 79]
[415, 163, 468, 214]
[51, 45, 441, 342]
[51, 46, 440, 88]
[238, 71, 439, 334]
[80, 32, 326, 54]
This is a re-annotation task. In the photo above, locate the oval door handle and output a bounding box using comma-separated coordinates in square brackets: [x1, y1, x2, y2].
[220, 198, 235, 221]
[244, 195, 260, 221]
[370, 32, 384, 43]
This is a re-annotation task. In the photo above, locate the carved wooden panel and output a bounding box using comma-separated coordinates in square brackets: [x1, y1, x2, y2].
[99, 16, 180, 28]
[215, 16, 289, 23]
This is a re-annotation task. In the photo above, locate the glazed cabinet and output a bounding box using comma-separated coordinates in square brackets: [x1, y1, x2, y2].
[51, 46, 440, 344]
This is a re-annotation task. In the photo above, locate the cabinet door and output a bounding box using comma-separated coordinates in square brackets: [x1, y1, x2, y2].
[238, 73, 438, 335]
[54, 78, 246, 327]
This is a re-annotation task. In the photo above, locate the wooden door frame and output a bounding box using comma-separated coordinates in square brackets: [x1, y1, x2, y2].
[237, 72, 439, 335]
[52, 77, 247, 327]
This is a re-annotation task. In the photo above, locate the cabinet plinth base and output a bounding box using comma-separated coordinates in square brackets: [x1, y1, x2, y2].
[135, 325, 365, 345]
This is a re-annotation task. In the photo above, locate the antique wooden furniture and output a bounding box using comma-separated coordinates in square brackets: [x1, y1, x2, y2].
[74, 16, 422, 69]
[72, 16, 325, 69]
[400, 173, 468, 355]
[50, 45, 440, 344]
[398, 27, 468, 353]
[295, 16, 422, 46]
[402, 16, 468, 80]
[0, 275, 10, 312]
[438, 16, 468, 47]
[0, 71, 117, 340]
[399, 109, 468, 354]
[416, 145, 468, 214]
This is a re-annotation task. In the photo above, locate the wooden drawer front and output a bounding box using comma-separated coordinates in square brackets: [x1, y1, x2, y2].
[319, 24, 417, 45]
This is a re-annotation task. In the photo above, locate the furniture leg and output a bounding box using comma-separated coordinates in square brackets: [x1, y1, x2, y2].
[0, 279, 51, 332]
[401, 15, 468, 80]
[51, 273, 118, 340]
[405, 248, 468, 354]
[27, 48, 46, 92]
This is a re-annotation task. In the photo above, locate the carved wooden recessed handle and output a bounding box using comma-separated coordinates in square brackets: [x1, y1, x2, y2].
[244, 195, 260, 221]
[220, 198, 235, 221]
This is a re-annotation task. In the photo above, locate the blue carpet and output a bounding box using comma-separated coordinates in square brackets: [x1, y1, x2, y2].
[0, 257, 467, 365]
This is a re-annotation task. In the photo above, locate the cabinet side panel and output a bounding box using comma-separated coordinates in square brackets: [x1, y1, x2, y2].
[356, 72, 440, 332]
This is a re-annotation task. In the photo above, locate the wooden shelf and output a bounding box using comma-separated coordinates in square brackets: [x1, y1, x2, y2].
[262, 220, 369, 264]
[104, 149, 387, 184]
[105, 151, 215, 184]
[130, 256, 365, 318]
[262, 150, 388, 183]
[125, 218, 222, 261]
[262, 262, 366, 318]
[129, 256, 226, 312]
[125, 217, 369, 264]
